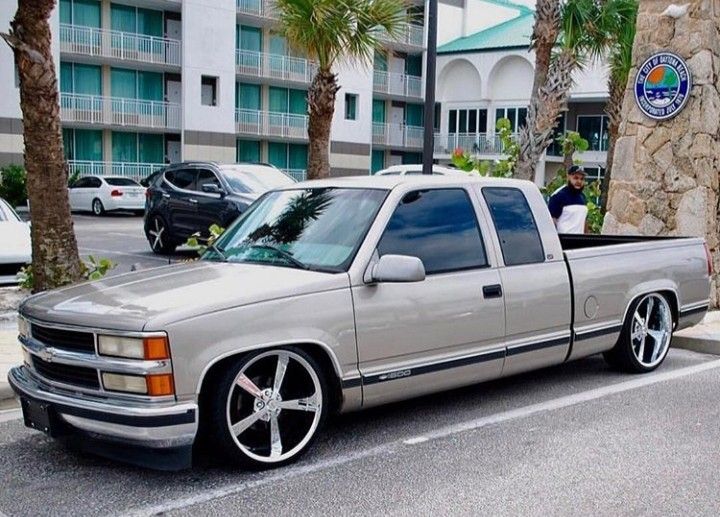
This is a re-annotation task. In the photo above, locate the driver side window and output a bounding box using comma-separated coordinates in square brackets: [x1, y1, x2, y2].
[196, 169, 222, 192]
[377, 188, 488, 275]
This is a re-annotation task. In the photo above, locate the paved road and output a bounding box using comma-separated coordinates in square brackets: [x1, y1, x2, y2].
[71, 213, 196, 276]
[1, 348, 720, 516]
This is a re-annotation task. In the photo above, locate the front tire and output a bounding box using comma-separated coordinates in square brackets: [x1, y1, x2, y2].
[603, 293, 673, 373]
[92, 198, 105, 216]
[205, 347, 328, 469]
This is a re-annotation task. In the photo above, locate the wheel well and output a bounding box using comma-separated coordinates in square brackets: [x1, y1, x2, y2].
[197, 344, 344, 422]
[624, 290, 679, 327]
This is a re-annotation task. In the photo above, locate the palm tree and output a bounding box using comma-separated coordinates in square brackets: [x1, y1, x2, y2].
[2, 0, 84, 291]
[515, 0, 622, 181]
[600, 0, 638, 212]
[276, 0, 409, 179]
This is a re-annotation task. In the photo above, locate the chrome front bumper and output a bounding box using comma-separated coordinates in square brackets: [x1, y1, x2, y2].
[8, 366, 198, 450]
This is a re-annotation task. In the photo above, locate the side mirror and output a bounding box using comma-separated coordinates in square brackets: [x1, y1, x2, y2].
[202, 184, 224, 196]
[370, 254, 425, 283]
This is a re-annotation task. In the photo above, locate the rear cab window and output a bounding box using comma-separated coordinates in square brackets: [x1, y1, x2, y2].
[378, 188, 488, 274]
[481, 187, 545, 266]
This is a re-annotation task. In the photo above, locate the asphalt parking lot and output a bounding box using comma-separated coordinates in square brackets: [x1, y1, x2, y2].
[70, 212, 196, 276]
[2, 348, 720, 516]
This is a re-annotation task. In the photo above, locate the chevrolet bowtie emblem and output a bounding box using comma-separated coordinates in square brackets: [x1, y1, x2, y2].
[37, 348, 56, 363]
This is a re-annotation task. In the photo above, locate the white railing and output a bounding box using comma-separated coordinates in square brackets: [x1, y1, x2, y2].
[373, 70, 422, 98]
[236, 50, 317, 84]
[433, 133, 518, 155]
[61, 93, 181, 130]
[377, 23, 424, 48]
[372, 123, 423, 149]
[236, 0, 278, 18]
[67, 160, 165, 181]
[283, 169, 307, 182]
[236, 109, 308, 139]
[60, 24, 181, 67]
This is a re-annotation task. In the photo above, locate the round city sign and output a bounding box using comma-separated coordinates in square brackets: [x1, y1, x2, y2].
[634, 52, 691, 121]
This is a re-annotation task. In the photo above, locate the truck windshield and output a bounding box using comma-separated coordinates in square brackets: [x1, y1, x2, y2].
[206, 187, 388, 272]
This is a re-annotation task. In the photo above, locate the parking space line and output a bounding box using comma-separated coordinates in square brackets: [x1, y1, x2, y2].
[125, 358, 720, 517]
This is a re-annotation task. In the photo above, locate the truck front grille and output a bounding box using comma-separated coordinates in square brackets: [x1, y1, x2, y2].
[31, 324, 95, 354]
[31, 356, 100, 389]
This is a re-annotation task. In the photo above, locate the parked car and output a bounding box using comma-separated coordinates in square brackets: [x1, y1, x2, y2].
[10, 175, 710, 470]
[0, 197, 30, 285]
[143, 162, 296, 254]
[68, 176, 146, 216]
[375, 164, 466, 176]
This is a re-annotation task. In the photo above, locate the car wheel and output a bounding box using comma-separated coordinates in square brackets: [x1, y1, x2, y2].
[92, 198, 105, 216]
[206, 347, 328, 469]
[145, 214, 176, 255]
[603, 293, 673, 373]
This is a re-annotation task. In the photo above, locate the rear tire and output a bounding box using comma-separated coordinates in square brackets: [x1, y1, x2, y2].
[603, 293, 673, 373]
[145, 214, 176, 255]
[204, 347, 328, 469]
[92, 198, 105, 216]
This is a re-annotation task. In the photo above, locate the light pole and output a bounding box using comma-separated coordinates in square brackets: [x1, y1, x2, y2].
[422, 0, 438, 175]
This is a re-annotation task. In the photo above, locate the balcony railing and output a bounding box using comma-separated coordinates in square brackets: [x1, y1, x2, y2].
[236, 50, 317, 84]
[372, 123, 423, 149]
[236, 109, 308, 139]
[60, 24, 181, 67]
[433, 133, 518, 155]
[377, 23, 424, 48]
[236, 0, 278, 19]
[61, 93, 181, 130]
[67, 160, 165, 181]
[284, 169, 307, 182]
[373, 70, 422, 98]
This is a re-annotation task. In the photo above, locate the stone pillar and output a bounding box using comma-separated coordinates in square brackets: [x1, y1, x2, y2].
[603, 0, 720, 305]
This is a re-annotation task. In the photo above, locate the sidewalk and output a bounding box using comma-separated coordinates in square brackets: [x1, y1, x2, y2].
[0, 318, 21, 407]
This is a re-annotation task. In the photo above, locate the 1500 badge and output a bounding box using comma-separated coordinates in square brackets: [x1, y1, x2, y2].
[378, 369, 412, 381]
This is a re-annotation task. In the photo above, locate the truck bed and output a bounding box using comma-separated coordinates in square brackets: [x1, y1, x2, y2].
[559, 233, 687, 250]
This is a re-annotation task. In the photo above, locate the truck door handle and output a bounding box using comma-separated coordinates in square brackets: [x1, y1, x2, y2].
[483, 284, 503, 299]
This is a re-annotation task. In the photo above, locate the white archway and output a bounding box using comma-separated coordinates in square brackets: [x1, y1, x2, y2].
[437, 59, 482, 102]
[487, 55, 534, 101]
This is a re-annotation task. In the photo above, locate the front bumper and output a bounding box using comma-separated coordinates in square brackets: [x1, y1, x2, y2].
[8, 365, 198, 450]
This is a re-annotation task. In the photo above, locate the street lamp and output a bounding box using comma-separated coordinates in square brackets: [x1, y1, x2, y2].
[422, 0, 438, 175]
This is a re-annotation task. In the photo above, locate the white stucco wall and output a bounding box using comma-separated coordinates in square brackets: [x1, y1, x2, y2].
[331, 58, 374, 146]
[181, 0, 236, 134]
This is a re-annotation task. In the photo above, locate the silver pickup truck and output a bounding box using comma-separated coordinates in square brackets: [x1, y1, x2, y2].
[8, 175, 711, 470]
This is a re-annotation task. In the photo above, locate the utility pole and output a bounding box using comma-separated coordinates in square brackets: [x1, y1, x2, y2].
[422, 0, 438, 175]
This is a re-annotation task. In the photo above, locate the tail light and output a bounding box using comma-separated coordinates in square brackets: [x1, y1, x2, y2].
[704, 242, 713, 277]
[110, 189, 123, 197]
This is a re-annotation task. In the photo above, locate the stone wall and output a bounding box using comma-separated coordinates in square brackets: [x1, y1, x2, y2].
[604, 0, 720, 305]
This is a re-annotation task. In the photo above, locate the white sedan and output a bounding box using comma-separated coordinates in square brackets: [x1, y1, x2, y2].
[68, 176, 146, 216]
[0, 197, 31, 285]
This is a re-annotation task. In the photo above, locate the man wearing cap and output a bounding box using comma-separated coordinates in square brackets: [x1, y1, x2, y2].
[548, 165, 588, 234]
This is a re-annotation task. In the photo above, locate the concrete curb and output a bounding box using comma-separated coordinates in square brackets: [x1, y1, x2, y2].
[672, 311, 720, 356]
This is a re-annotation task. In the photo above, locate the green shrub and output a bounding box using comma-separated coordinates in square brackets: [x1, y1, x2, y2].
[0, 164, 27, 207]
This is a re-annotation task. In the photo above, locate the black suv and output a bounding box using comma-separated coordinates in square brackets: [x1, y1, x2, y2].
[143, 162, 295, 254]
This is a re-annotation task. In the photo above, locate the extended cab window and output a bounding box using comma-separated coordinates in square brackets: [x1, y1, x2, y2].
[378, 188, 487, 274]
[482, 187, 545, 266]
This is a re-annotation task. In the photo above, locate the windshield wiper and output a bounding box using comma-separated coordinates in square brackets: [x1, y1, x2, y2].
[207, 241, 227, 261]
[247, 244, 309, 270]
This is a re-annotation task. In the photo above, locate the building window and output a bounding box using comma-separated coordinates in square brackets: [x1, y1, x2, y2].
[495, 107, 527, 133]
[345, 93, 358, 120]
[447, 108, 488, 134]
[577, 115, 609, 151]
[201, 76, 218, 106]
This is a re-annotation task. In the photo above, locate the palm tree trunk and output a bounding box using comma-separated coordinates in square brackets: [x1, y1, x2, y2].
[2, 0, 84, 292]
[600, 75, 624, 212]
[307, 69, 339, 180]
[516, 48, 577, 180]
[515, 0, 561, 181]
[563, 144, 575, 171]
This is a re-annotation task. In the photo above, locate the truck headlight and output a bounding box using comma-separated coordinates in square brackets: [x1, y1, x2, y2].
[98, 335, 170, 360]
[17, 316, 29, 339]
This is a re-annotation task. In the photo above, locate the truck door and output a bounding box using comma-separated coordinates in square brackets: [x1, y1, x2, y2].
[352, 187, 506, 407]
[479, 186, 572, 376]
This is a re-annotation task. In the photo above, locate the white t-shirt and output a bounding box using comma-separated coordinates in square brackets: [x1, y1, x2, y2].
[556, 204, 588, 233]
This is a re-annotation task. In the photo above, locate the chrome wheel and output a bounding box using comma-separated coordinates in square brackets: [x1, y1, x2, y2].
[92, 199, 104, 216]
[630, 293, 672, 368]
[149, 217, 165, 251]
[225, 350, 323, 464]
